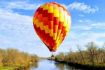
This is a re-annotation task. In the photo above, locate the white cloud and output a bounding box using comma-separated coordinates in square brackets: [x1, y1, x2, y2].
[72, 20, 105, 31]
[67, 31, 105, 51]
[68, 2, 98, 13]
[79, 14, 85, 17]
[0, 9, 32, 25]
[8, 1, 40, 10]
[0, 8, 41, 52]
[91, 22, 105, 29]
[78, 32, 105, 46]
[72, 24, 92, 31]
[0, 1, 41, 11]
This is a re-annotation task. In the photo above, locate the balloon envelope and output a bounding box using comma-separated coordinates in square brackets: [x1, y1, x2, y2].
[33, 2, 71, 52]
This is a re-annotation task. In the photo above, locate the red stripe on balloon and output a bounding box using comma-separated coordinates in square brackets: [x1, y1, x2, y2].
[34, 7, 67, 35]
[33, 24, 56, 52]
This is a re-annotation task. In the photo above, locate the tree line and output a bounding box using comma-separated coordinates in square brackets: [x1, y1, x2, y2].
[0, 48, 38, 69]
[55, 42, 105, 66]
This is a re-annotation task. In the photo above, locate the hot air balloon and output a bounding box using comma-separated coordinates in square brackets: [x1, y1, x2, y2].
[33, 2, 71, 52]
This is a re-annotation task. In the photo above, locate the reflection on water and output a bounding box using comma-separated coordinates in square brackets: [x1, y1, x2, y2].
[55, 62, 65, 70]
[55, 62, 81, 70]
[30, 60, 82, 70]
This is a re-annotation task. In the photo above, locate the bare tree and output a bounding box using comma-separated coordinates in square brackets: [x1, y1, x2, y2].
[86, 42, 98, 66]
[77, 45, 85, 64]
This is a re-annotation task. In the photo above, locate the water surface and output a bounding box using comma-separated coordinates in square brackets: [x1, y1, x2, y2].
[30, 60, 81, 70]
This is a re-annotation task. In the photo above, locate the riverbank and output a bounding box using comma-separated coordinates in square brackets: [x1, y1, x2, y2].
[55, 60, 105, 70]
[0, 66, 33, 70]
[0, 66, 26, 70]
[0, 48, 38, 70]
[0, 67, 15, 70]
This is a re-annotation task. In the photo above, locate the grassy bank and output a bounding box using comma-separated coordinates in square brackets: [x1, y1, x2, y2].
[0, 48, 38, 70]
[55, 42, 105, 69]
[0, 67, 16, 70]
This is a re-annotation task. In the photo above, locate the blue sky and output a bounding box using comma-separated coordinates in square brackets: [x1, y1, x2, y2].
[0, 0, 105, 57]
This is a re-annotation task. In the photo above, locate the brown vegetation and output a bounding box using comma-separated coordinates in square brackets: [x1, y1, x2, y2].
[0, 48, 38, 69]
[55, 42, 105, 66]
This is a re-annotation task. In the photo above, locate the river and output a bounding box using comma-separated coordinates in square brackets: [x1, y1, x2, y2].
[30, 60, 82, 70]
